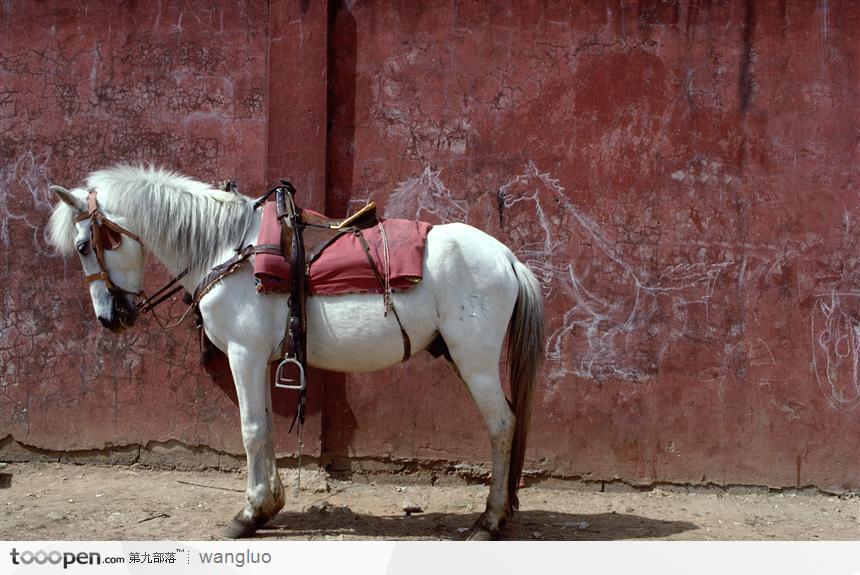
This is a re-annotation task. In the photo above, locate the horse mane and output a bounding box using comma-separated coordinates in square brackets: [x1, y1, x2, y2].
[47, 199, 80, 256]
[48, 164, 254, 275]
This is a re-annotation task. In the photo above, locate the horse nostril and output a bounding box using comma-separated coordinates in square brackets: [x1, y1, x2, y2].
[98, 316, 113, 328]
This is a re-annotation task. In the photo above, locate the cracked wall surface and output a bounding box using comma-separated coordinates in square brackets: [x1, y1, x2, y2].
[325, 1, 859, 490]
[0, 1, 271, 455]
[1, 1, 859, 491]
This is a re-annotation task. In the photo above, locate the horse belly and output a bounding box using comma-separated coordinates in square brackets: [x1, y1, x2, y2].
[305, 292, 433, 373]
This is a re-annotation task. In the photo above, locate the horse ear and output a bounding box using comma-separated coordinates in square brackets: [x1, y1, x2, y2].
[50, 185, 86, 212]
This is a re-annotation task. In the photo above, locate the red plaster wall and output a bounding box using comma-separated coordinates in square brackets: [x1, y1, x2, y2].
[0, 1, 280, 455]
[323, 0, 859, 490]
[1, 1, 858, 490]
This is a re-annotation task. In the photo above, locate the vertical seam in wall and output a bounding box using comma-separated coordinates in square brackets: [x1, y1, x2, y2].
[324, 0, 335, 217]
[263, 0, 272, 187]
[319, 0, 334, 460]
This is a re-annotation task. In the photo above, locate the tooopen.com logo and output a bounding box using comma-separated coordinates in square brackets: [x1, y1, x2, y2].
[10, 548, 109, 569]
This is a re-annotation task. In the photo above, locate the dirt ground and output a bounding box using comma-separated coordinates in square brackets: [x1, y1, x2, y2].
[0, 462, 857, 541]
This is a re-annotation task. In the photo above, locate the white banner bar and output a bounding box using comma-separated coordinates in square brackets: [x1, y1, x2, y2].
[0, 541, 858, 575]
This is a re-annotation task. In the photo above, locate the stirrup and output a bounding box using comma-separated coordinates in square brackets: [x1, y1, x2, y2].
[274, 357, 306, 391]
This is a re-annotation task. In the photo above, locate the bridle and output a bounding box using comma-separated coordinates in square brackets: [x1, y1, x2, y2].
[74, 190, 188, 321]
[74, 190, 145, 296]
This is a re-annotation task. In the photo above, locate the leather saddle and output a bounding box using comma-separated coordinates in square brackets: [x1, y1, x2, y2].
[279, 194, 379, 264]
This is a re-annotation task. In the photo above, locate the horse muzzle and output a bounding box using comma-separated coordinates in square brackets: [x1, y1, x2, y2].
[98, 293, 139, 332]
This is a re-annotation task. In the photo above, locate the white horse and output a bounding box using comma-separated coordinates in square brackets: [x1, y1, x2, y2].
[45, 165, 544, 540]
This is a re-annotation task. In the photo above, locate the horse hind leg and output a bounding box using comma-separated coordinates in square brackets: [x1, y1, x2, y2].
[440, 332, 516, 540]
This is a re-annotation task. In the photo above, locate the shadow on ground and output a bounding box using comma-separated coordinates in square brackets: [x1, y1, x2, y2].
[259, 508, 699, 541]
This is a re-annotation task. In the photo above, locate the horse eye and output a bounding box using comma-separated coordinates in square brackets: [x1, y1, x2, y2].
[76, 241, 90, 256]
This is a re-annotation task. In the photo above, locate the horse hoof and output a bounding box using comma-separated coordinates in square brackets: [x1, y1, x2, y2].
[465, 527, 498, 541]
[223, 514, 267, 539]
[466, 511, 503, 540]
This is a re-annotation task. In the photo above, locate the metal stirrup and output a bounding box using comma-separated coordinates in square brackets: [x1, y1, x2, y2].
[274, 357, 306, 391]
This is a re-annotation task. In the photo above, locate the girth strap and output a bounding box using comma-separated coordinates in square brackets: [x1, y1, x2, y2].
[352, 227, 412, 362]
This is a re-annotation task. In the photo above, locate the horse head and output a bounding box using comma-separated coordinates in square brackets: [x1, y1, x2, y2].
[47, 184, 144, 332]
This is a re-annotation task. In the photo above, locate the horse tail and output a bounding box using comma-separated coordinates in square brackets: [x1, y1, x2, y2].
[506, 258, 545, 510]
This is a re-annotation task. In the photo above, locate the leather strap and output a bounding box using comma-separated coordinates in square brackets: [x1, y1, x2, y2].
[77, 191, 142, 297]
[191, 244, 258, 305]
[77, 191, 144, 245]
[352, 228, 412, 362]
[275, 186, 308, 429]
[84, 271, 111, 284]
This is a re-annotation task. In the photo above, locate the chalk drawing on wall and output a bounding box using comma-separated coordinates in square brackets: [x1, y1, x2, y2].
[697, 338, 779, 398]
[810, 291, 860, 411]
[498, 162, 734, 382]
[385, 166, 469, 223]
[381, 162, 739, 385]
[0, 150, 53, 252]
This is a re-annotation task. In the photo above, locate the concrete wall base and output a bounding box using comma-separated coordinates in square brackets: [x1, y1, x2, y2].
[2, 435, 854, 497]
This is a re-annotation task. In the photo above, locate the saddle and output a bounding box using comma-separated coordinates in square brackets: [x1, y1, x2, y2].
[259, 188, 379, 265]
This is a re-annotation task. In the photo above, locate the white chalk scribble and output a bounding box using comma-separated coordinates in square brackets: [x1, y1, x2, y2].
[499, 162, 733, 382]
[386, 166, 469, 223]
[811, 292, 860, 411]
[0, 150, 54, 252]
[697, 337, 779, 398]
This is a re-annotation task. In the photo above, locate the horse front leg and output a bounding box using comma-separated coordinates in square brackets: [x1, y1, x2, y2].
[223, 345, 285, 538]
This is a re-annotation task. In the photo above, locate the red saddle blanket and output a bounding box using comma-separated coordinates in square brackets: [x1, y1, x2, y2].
[254, 203, 432, 295]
